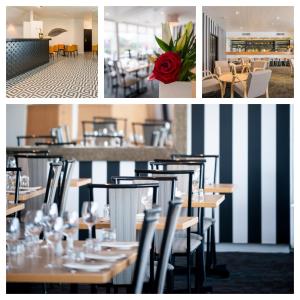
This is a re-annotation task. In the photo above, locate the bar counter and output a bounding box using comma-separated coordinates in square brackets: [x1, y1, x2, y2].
[6, 145, 176, 161]
[6, 38, 51, 80]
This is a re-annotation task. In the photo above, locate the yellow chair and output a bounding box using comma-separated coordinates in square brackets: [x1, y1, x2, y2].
[58, 44, 65, 55]
[49, 46, 55, 59]
[92, 44, 98, 56]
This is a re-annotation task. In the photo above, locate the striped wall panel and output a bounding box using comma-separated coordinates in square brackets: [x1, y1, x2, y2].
[191, 104, 292, 245]
[202, 12, 226, 71]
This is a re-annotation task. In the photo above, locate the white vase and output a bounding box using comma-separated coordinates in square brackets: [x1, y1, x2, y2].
[159, 81, 196, 98]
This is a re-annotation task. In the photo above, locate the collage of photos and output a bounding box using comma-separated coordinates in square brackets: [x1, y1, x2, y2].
[4, 0, 295, 297]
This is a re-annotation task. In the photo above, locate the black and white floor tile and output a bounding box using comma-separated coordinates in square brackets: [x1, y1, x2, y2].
[6, 53, 98, 98]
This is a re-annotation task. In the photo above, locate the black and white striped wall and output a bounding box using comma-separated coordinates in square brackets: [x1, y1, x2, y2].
[191, 104, 293, 246]
[65, 104, 293, 247]
[202, 12, 226, 71]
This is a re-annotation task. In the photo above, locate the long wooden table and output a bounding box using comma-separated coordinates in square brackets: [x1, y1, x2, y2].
[6, 203, 25, 216]
[7, 241, 137, 284]
[79, 216, 198, 231]
[6, 188, 46, 202]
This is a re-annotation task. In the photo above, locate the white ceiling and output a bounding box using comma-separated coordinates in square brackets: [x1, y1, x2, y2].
[203, 6, 294, 33]
[104, 6, 195, 27]
[6, 6, 98, 25]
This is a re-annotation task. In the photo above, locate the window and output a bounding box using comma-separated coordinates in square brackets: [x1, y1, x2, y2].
[104, 20, 117, 59]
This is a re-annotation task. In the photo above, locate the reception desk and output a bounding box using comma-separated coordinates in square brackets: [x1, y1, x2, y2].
[6, 38, 51, 80]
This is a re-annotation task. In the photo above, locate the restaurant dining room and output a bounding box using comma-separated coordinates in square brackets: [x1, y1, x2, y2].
[6, 6, 98, 98]
[6, 104, 293, 294]
[104, 6, 196, 98]
[202, 6, 294, 98]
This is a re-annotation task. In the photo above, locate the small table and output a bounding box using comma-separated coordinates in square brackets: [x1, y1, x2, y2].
[6, 187, 46, 202]
[6, 203, 25, 216]
[219, 73, 248, 97]
[182, 194, 225, 208]
[204, 184, 236, 194]
[70, 178, 91, 188]
[6, 241, 137, 284]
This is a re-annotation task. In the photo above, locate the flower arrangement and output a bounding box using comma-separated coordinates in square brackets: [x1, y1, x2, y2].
[149, 22, 196, 84]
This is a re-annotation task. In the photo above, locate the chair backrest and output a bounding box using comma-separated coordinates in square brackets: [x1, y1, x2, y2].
[132, 122, 169, 146]
[251, 60, 267, 71]
[132, 206, 161, 294]
[6, 167, 21, 205]
[57, 160, 75, 215]
[247, 69, 272, 98]
[15, 155, 59, 212]
[214, 60, 230, 76]
[155, 199, 182, 294]
[17, 135, 56, 146]
[44, 162, 63, 207]
[171, 153, 219, 185]
[88, 182, 159, 285]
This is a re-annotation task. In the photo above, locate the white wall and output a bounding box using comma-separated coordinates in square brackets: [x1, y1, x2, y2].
[6, 105, 27, 147]
[92, 18, 98, 44]
[6, 24, 23, 38]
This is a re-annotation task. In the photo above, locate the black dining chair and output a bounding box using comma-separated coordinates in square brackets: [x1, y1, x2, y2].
[132, 206, 161, 294]
[150, 160, 207, 292]
[155, 198, 182, 294]
[56, 160, 75, 215]
[112, 174, 177, 292]
[170, 153, 220, 273]
[87, 181, 159, 292]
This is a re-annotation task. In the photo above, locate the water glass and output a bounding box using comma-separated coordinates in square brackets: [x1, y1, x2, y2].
[81, 201, 98, 240]
[6, 217, 20, 270]
[63, 211, 79, 254]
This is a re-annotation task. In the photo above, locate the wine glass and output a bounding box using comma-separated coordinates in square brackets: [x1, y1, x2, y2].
[103, 204, 110, 220]
[45, 217, 64, 269]
[62, 211, 79, 255]
[41, 203, 58, 248]
[24, 210, 43, 256]
[141, 190, 152, 210]
[81, 201, 98, 240]
[192, 168, 200, 195]
[6, 217, 20, 270]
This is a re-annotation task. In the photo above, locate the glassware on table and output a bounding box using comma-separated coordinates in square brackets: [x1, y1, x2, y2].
[6, 217, 20, 270]
[81, 201, 98, 240]
[24, 210, 43, 256]
[41, 203, 58, 248]
[192, 168, 200, 195]
[45, 216, 64, 269]
[101, 228, 116, 242]
[20, 175, 30, 188]
[62, 211, 79, 255]
[141, 190, 152, 210]
[103, 204, 110, 220]
[7, 156, 17, 168]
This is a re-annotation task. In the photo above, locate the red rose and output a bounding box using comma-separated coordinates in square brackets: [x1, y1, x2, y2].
[149, 51, 181, 84]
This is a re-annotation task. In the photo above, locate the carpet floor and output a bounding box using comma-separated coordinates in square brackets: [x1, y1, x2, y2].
[203, 67, 294, 98]
[6, 53, 98, 98]
[6, 252, 294, 294]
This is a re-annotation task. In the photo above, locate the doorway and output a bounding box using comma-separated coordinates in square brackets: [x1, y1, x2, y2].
[84, 29, 92, 52]
[210, 34, 218, 72]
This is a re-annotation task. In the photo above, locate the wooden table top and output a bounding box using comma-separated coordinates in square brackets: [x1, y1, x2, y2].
[79, 216, 198, 231]
[70, 178, 92, 187]
[6, 241, 137, 284]
[182, 194, 225, 208]
[204, 184, 236, 193]
[6, 203, 25, 216]
[6, 188, 46, 202]
[219, 73, 248, 83]
[125, 62, 150, 73]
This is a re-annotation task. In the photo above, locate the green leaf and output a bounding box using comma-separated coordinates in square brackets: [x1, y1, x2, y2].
[155, 36, 171, 52]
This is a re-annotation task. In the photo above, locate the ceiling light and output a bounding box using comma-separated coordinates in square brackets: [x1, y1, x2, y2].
[276, 16, 280, 20]
[240, 26, 243, 30]
[160, 11, 165, 16]
[235, 11, 240, 15]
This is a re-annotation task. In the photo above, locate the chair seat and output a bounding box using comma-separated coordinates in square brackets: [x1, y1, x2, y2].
[172, 233, 202, 253]
[144, 260, 174, 281]
[234, 81, 245, 97]
[203, 217, 215, 232]
[202, 78, 221, 94]
[121, 76, 140, 87]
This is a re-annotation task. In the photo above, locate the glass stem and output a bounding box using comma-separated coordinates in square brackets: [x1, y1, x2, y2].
[88, 225, 92, 239]
[67, 235, 74, 252]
